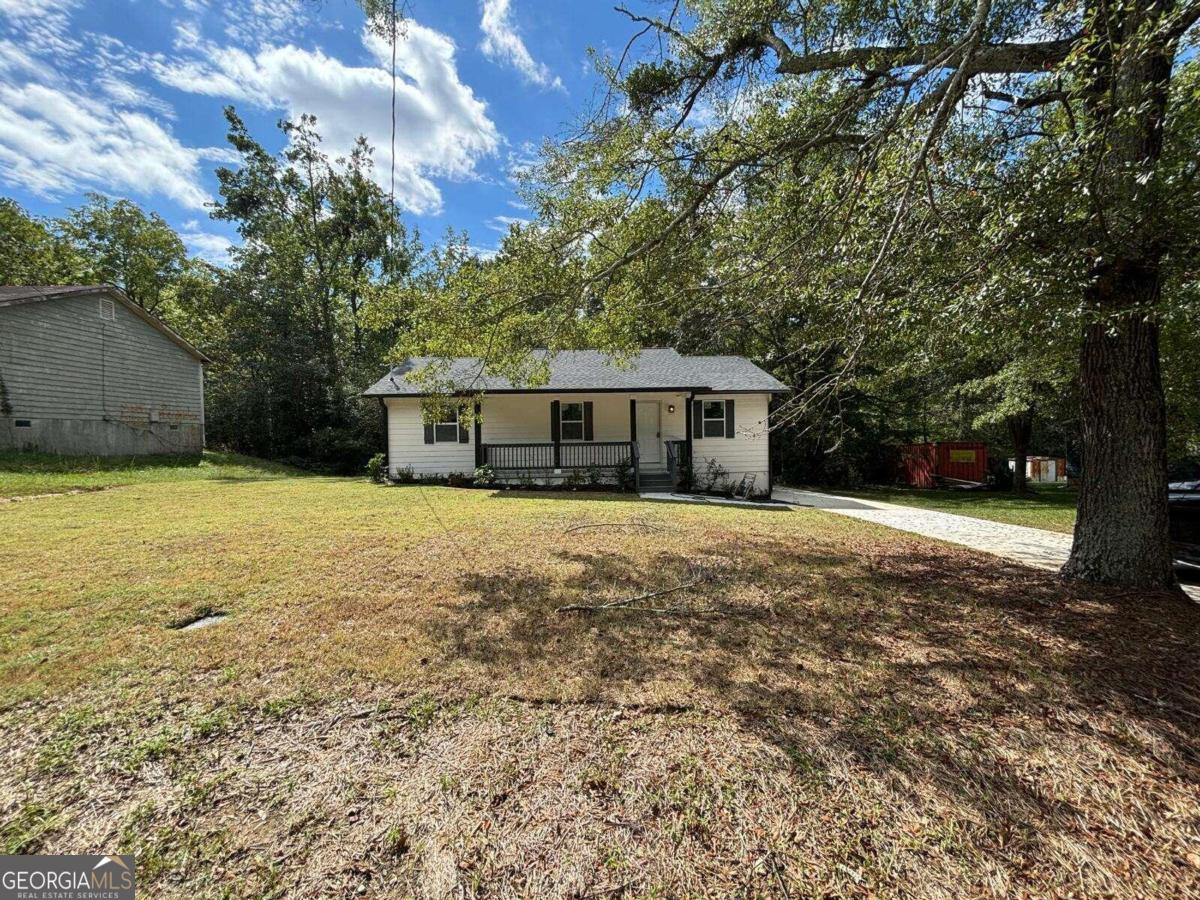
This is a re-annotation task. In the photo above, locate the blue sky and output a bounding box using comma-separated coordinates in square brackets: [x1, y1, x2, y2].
[0, 0, 636, 264]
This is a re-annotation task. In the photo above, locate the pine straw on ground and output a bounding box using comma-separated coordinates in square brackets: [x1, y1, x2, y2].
[1, 481, 1199, 896]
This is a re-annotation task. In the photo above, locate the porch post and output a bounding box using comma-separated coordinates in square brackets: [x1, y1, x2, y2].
[685, 392, 694, 466]
[473, 401, 482, 468]
[550, 399, 561, 468]
[629, 398, 637, 442]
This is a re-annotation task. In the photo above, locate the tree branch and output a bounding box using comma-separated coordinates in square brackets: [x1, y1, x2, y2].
[767, 35, 1078, 77]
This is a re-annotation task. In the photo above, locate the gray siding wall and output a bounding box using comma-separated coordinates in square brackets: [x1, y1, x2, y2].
[0, 294, 205, 455]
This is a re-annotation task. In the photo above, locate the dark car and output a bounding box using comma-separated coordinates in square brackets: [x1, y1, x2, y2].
[1169, 479, 1200, 571]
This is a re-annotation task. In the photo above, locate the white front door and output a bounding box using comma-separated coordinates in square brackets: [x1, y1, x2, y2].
[635, 401, 661, 465]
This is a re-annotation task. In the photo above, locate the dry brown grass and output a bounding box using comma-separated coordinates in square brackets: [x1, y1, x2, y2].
[1, 478, 1198, 896]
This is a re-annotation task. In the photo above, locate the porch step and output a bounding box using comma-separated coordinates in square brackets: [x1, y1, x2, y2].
[639, 473, 675, 489]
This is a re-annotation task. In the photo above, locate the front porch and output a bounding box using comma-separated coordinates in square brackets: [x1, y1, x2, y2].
[478, 436, 692, 491]
[457, 392, 692, 491]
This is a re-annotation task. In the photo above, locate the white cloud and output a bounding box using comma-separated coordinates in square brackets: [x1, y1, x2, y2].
[223, 0, 308, 46]
[149, 24, 500, 214]
[182, 227, 236, 266]
[0, 1, 498, 218]
[0, 81, 230, 209]
[0, 0, 234, 209]
[486, 213, 530, 233]
[479, 0, 563, 91]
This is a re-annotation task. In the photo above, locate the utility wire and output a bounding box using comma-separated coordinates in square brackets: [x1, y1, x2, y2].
[389, 0, 397, 238]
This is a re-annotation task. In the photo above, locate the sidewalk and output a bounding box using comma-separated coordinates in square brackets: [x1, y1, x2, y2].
[773, 487, 1199, 601]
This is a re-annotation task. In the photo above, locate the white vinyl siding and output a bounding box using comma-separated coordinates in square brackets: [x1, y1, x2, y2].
[385, 398, 474, 476]
[691, 393, 770, 492]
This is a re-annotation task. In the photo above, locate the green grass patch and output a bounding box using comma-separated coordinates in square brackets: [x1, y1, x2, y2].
[815, 483, 1078, 532]
[0, 449, 302, 498]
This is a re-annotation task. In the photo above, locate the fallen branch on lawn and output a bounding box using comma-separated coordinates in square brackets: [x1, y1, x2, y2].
[555, 561, 721, 614]
[564, 520, 664, 534]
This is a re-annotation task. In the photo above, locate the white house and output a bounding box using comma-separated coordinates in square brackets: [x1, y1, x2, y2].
[362, 349, 788, 496]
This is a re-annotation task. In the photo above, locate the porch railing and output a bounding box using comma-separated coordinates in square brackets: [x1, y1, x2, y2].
[482, 441, 637, 472]
[480, 443, 555, 470]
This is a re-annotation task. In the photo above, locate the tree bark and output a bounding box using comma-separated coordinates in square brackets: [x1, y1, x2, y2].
[1063, 281, 1174, 588]
[1060, 0, 1178, 590]
[1006, 409, 1033, 495]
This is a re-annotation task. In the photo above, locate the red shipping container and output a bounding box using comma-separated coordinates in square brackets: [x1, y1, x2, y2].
[899, 442, 988, 488]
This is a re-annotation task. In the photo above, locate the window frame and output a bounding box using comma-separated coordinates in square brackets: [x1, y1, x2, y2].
[701, 400, 727, 439]
[559, 401, 585, 442]
[432, 409, 460, 444]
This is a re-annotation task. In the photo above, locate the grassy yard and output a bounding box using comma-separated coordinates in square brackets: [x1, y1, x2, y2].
[811, 483, 1079, 533]
[0, 449, 300, 499]
[1, 463, 1197, 896]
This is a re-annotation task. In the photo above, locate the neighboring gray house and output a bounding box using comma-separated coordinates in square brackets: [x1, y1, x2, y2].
[364, 349, 787, 495]
[0, 285, 209, 455]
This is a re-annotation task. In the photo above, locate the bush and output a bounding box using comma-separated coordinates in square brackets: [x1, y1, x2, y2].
[564, 469, 588, 489]
[703, 458, 728, 492]
[447, 471, 471, 487]
[612, 457, 634, 492]
[585, 463, 604, 486]
[418, 474, 443, 486]
[472, 464, 495, 486]
[392, 465, 416, 484]
[366, 453, 386, 483]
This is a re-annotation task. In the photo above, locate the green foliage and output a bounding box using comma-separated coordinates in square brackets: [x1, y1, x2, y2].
[472, 463, 496, 486]
[701, 458, 728, 493]
[0, 198, 89, 285]
[366, 452, 386, 483]
[612, 457, 634, 492]
[202, 108, 418, 470]
[59, 193, 186, 311]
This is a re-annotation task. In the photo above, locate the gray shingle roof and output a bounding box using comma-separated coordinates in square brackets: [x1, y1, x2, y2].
[363, 349, 788, 396]
[0, 284, 210, 362]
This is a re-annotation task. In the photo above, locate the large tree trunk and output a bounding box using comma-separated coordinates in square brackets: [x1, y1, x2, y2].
[1006, 409, 1033, 495]
[1063, 273, 1174, 588]
[1061, 0, 1178, 589]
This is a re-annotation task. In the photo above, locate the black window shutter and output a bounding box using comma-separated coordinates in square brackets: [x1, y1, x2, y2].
[423, 422, 434, 444]
[583, 401, 594, 441]
[550, 400, 561, 442]
[692, 400, 703, 439]
[458, 407, 469, 443]
[725, 399, 736, 438]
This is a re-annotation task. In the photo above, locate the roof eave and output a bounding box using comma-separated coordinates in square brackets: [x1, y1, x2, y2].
[364, 384, 788, 398]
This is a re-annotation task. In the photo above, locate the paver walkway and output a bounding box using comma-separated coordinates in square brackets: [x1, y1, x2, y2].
[773, 487, 1200, 601]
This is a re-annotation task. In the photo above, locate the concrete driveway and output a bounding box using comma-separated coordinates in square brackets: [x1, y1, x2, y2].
[774, 487, 1200, 601]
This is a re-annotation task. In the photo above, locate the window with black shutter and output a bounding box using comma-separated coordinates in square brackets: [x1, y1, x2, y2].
[560, 402, 585, 440]
[702, 400, 727, 438]
[433, 410, 460, 443]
